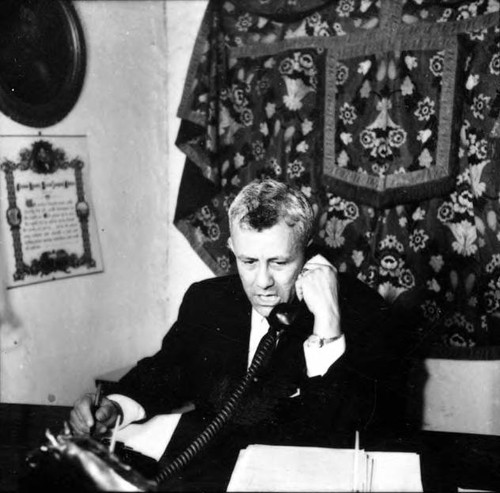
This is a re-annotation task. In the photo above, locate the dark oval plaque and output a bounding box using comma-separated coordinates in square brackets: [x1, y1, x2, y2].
[0, 0, 86, 128]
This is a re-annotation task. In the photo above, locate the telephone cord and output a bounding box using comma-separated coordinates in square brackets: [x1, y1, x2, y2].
[153, 327, 279, 485]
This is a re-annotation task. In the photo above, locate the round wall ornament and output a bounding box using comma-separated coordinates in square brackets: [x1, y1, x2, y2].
[0, 0, 86, 128]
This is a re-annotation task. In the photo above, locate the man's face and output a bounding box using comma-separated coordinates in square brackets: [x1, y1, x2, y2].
[229, 220, 305, 317]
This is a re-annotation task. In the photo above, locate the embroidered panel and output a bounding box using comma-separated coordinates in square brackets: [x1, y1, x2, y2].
[174, 0, 500, 350]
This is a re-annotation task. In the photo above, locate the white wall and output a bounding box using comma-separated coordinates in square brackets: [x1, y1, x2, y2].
[165, 1, 212, 329]
[422, 358, 500, 436]
[0, 1, 209, 406]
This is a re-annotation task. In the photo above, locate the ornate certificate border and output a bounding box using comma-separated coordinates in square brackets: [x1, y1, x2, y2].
[0, 135, 103, 287]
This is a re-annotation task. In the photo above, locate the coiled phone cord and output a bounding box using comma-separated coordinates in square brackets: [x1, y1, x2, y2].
[153, 325, 281, 486]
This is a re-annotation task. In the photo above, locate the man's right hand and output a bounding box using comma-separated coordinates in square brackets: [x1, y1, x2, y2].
[69, 393, 120, 437]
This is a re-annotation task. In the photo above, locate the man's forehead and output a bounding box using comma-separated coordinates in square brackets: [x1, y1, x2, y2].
[230, 221, 303, 255]
[231, 221, 295, 239]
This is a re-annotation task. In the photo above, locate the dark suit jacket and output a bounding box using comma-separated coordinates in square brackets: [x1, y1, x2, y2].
[113, 273, 406, 489]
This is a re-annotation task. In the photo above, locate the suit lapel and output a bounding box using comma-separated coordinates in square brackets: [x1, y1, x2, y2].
[211, 275, 252, 378]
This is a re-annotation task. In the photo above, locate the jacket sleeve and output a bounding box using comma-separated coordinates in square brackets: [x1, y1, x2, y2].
[111, 282, 204, 417]
[287, 276, 410, 443]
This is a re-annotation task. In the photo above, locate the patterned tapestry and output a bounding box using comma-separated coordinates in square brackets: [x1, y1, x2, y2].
[174, 0, 500, 353]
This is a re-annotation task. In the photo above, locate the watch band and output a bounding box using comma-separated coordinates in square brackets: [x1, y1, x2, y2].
[306, 333, 343, 348]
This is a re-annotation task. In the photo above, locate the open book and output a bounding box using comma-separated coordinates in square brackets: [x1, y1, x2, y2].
[226, 444, 423, 492]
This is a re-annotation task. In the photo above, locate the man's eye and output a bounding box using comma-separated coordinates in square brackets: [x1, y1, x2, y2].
[272, 261, 287, 266]
[242, 259, 256, 265]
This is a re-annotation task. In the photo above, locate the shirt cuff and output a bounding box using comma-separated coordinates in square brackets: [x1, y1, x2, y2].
[303, 335, 346, 378]
[107, 394, 146, 428]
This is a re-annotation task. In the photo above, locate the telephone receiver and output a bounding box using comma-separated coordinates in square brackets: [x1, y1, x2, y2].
[153, 301, 306, 486]
[265, 243, 324, 332]
[265, 242, 332, 333]
[267, 299, 308, 332]
[266, 242, 340, 334]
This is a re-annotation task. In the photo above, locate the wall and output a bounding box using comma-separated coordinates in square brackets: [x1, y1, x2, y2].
[165, 1, 211, 329]
[422, 358, 500, 436]
[0, 1, 209, 406]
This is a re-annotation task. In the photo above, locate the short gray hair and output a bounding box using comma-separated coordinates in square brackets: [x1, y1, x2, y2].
[228, 178, 314, 249]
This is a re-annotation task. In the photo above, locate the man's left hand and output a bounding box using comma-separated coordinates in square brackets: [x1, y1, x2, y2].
[295, 254, 341, 339]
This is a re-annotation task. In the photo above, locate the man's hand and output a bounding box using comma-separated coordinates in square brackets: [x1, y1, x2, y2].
[295, 254, 341, 339]
[69, 393, 120, 437]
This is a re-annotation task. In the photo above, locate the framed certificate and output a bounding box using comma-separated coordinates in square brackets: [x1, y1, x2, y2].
[0, 135, 103, 287]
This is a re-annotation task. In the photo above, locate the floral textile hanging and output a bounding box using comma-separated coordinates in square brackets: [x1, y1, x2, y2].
[174, 0, 500, 350]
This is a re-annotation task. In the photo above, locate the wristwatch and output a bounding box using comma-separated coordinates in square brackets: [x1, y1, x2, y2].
[305, 333, 343, 348]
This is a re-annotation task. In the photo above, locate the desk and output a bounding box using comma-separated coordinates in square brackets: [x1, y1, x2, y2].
[0, 403, 70, 490]
[420, 430, 500, 492]
[2, 402, 500, 492]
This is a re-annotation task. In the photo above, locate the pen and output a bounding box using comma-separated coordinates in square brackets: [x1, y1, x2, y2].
[109, 413, 121, 453]
[94, 382, 102, 408]
[91, 383, 102, 435]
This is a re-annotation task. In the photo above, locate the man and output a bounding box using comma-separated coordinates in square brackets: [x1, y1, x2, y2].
[70, 178, 403, 489]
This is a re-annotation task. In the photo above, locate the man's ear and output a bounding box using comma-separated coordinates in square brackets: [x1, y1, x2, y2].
[227, 237, 234, 253]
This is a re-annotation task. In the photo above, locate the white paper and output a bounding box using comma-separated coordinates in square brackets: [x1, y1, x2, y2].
[367, 451, 423, 492]
[115, 413, 182, 461]
[227, 445, 358, 492]
[227, 445, 423, 492]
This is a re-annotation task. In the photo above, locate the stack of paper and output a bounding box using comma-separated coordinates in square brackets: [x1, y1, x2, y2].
[226, 445, 423, 492]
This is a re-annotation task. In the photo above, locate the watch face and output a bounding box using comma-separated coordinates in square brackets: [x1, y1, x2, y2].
[306, 334, 322, 348]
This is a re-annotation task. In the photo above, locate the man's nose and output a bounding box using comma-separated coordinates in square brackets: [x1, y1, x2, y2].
[256, 264, 274, 289]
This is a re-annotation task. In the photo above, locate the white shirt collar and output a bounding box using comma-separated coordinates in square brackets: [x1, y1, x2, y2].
[248, 309, 269, 368]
